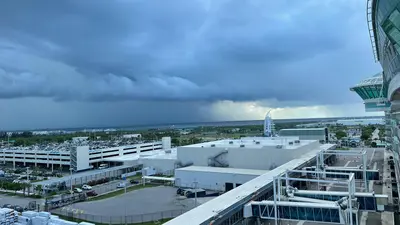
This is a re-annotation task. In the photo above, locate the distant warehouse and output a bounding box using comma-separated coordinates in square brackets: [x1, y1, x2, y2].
[278, 127, 329, 143]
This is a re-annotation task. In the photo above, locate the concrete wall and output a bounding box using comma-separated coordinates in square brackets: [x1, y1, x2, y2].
[175, 169, 260, 191]
[76, 146, 90, 171]
[139, 157, 176, 174]
[162, 137, 172, 149]
[177, 141, 320, 170]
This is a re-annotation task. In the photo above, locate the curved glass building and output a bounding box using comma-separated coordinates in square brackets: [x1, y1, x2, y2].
[366, 0, 400, 210]
[350, 73, 390, 111]
[368, 0, 400, 101]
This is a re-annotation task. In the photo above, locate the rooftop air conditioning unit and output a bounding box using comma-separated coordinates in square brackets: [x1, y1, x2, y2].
[276, 145, 283, 149]
[295, 140, 300, 144]
[211, 144, 216, 147]
[229, 141, 233, 144]
[288, 142, 293, 145]
[165, 150, 171, 154]
[240, 144, 245, 148]
[255, 141, 260, 145]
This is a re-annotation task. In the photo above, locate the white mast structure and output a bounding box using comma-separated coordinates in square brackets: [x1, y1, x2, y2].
[264, 110, 274, 137]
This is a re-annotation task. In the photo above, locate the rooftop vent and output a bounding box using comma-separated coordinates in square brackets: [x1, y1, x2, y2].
[229, 141, 233, 144]
[165, 150, 172, 154]
[211, 144, 216, 147]
[295, 140, 300, 144]
[255, 141, 260, 145]
[276, 145, 283, 149]
[240, 144, 245, 148]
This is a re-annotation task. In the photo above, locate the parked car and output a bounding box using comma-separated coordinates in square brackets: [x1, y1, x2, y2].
[129, 180, 139, 184]
[98, 164, 108, 170]
[73, 188, 83, 193]
[117, 182, 126, 188]
[86, 190, 98, 197]
[82, 184, 92, 190]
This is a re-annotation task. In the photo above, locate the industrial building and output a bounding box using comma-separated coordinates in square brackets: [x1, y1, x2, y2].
[175, 166, 268, 192]
[176, 137, 319, 171]
[278, 128, 329, 143]
[165, 143, 393, 225]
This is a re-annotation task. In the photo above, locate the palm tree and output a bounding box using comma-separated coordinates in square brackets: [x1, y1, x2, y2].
[35, 184, 43, 196]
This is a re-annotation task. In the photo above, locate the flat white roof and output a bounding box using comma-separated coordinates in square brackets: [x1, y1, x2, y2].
[185, 138, 316, 149]
[142, 176, 175, 181]
[175, 166, 268, 176]
[103, 148, 178, 162]
[34, 165, 132, 186]
[164, 144, 335, 225]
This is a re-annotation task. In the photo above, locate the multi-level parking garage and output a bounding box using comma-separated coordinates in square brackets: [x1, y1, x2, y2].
[0, 139, 168, 171]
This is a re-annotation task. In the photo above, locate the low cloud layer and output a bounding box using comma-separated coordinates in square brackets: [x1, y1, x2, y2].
[0, 0, 382, 129]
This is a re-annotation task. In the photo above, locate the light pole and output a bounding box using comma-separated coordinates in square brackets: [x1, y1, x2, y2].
[69, 168, 73, 192]
[122, 173, 127, 225]
[193, 181, 198, 207]
[26, 167, 29, 182]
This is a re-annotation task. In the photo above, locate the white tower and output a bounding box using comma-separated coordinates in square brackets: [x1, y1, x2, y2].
[264, 110, 274, 137]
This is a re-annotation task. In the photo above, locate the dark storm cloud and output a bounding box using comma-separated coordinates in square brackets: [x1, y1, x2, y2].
[0, 98, 211, 130]
[0, 0, 380, 105]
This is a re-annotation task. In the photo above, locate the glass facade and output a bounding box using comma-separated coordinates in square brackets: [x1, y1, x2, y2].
[369, 0, 400, 210]
[324, 169, 380, 181]
[251, 205, 341, 223]
[351, 73, 387, 100]
[372, 0, 400, 90]
[294, 193, 377, 211]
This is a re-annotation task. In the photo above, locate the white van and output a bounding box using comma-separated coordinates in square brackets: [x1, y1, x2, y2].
[98, 164, 108, 170]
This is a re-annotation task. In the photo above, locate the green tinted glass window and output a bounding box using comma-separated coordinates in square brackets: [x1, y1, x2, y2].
[388, 27, 400, 42]
[389, 9, 400, 29]
[383, 9, 400, 54]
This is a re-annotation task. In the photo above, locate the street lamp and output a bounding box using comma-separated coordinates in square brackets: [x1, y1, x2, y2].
[26, 167, 29, 182]
[69, 168, 73, 192]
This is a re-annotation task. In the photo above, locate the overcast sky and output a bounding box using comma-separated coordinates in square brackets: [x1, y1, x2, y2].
[0, 0, 383, 130]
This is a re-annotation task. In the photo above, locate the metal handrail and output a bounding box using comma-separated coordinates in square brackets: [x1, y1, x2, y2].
[367, 0, 379, 62]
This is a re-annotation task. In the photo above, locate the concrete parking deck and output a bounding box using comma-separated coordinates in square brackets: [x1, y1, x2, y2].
[34, 165, 132, 187]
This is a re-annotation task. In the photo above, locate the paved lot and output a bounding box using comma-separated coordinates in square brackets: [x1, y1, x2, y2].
[53, 186, 213, 216]
[309, 148, 385, 193]
[0, 194, 43, 207]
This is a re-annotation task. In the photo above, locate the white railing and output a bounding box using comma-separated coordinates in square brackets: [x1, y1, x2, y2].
[367, 0, 379, 61]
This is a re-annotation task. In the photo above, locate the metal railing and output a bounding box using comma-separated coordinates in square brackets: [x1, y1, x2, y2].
[367, 0, 379, 61]
[54, 208, 187, 224]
